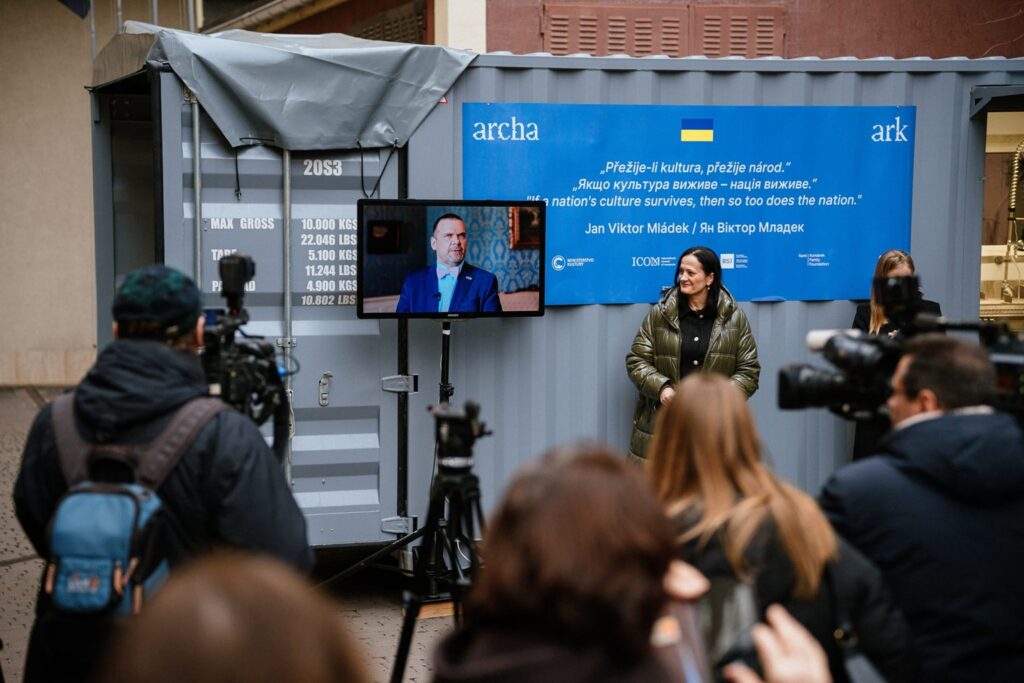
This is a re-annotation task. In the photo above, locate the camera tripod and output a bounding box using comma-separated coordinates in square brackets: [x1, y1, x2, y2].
[318, 322, 488, 682]
[389, 454, 485, 682]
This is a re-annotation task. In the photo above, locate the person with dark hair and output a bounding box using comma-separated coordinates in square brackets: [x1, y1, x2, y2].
[13, 264, 312, 683]
[626, 245, 760, 462]
[648, 373, 916, 683]
[396, 213, 502, 313]
[820, 333, 1024, 681]
[98, 553, 368, 683]
[849, 249, 942, 459]
[432, 444, 678, 682]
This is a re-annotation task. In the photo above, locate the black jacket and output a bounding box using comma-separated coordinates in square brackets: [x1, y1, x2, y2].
[14, 339, 313, 682]
[820, 411, 1024, 682]
[850, 298, 941, 336]
[848, 299, 942, 459]
[677, 519, 917, 683]
[432, 627, 674, 683]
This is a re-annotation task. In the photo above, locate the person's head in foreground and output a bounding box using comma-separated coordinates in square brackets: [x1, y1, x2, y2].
[434, 444, 676, 680]
[98, 552, 369, 683]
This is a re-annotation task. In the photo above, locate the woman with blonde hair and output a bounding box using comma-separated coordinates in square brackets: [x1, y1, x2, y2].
[647, 373, 917, 683]
[852, 249, 941, 337]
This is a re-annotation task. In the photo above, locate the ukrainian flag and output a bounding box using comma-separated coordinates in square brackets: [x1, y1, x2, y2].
[680, 118, 714, 142]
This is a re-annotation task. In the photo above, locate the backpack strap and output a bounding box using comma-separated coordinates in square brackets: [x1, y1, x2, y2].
[52, 392, 91, 486]
[134, 397, 228, 489]
[52, 393, 228, 490]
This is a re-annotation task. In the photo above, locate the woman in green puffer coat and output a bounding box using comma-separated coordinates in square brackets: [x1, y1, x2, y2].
[626, 246, 760, 463]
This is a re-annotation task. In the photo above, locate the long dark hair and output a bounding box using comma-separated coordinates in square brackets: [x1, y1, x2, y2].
[675, 245, 723, 310]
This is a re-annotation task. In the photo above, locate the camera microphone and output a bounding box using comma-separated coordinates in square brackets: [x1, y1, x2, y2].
[806, 329, 862, 351]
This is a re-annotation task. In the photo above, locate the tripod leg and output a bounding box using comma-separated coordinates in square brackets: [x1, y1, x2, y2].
[391, 478, 456, 682]
[471, 489, 487, 536]
[316, 526, 427, 589]
[390, 589, 422, 683]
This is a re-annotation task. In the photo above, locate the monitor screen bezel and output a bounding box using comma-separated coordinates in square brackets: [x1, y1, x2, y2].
[356, 198, 546, 320]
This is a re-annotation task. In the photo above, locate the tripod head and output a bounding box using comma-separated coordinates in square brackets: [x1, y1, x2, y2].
[432, 401, 491, 471]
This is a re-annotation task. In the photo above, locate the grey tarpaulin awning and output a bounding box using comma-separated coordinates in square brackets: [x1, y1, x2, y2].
[91, 21, 475, 151]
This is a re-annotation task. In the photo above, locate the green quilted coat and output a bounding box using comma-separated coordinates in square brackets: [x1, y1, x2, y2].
[625, 285, 760, 461]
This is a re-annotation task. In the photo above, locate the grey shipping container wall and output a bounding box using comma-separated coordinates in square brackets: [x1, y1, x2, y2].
[93, 55, 1024, 548]
[402, 55, 1024, 529]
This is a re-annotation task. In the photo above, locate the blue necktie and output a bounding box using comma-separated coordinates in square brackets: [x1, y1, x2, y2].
[438, 273, 456, 312]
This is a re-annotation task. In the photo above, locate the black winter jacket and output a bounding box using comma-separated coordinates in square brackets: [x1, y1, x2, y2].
[432, 627, 674, 683]
[677, 519, 918, 683]
[820, 411, 1024, 683]
[14, 339, 313, 682]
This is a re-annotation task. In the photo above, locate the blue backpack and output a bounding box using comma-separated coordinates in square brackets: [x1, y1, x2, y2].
[45, 393, 225, 615]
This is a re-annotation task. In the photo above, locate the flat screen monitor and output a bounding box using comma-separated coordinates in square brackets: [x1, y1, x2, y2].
[357, 199, 546, 319]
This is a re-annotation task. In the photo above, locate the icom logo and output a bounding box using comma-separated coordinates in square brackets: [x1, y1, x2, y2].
[632, 256, 675, 267]
[551, 255, 566, 271]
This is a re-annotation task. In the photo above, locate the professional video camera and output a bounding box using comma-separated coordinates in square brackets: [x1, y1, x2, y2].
[778, 275, 1024, 420]
[202, 254, 291, 459]
[433, 401, 491, 471]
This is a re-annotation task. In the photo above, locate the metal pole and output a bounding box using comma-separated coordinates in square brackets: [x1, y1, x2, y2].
[152, 0, 159, 24]
[188, 0, 196, 32]
[282, 149, 294, 483]
[192, 101, 202, 283]
[89, 2, 97, 59]
[116, 0, 123, 32]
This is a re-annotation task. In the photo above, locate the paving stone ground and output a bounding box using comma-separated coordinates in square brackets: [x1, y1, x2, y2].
[0, 387, 451, 683]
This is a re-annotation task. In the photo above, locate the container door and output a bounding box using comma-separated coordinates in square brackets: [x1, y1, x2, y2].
[164, 79, 399, 546]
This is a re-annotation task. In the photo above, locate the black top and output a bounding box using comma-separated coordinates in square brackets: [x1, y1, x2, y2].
[678, 303, 715, 380]
[851, 298, 942, 336]
[433, 626, 674, 683]
[676, 516, 918, 683]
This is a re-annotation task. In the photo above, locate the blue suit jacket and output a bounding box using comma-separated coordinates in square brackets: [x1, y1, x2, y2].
[396, 263, 502, 314]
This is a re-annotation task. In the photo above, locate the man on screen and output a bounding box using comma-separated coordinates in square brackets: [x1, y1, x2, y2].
[396, 213, 502, 314]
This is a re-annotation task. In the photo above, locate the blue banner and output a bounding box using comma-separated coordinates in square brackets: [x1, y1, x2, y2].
[463, 104, 915, 304]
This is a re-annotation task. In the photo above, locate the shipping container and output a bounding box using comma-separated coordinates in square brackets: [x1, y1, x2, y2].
[91, 27, 1024, 546]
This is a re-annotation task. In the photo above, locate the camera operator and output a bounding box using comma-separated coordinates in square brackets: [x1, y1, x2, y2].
[819, 334, 1024, 681]
[13, 264, 313, 683]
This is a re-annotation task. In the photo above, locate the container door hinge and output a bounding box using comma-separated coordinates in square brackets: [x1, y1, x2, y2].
[382, 374, 418, 394]
[318, 372, 333, 407]
[276, 337, 297, 349]
[381, 516, 417, 535]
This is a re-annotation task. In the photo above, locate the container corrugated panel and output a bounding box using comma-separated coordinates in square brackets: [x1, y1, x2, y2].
[161, 72, 402, 546]
[402, 54, 1024, 515]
